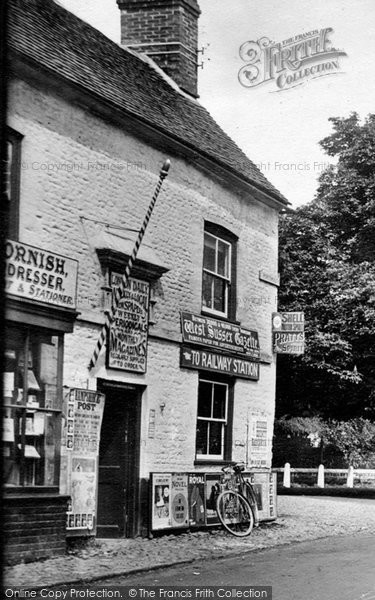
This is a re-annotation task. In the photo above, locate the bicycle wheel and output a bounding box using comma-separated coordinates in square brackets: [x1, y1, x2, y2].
[216, 490, 254, 537]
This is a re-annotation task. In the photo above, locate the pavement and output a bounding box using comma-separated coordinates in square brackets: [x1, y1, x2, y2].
[4, 495, 375, 588]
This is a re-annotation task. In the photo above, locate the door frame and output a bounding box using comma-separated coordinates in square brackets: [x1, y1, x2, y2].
[97, 379, 144, 537]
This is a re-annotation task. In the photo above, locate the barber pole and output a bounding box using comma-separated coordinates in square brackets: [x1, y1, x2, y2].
[89, 159, 171, 370]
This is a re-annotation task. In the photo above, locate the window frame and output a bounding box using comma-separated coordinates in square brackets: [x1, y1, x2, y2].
[4, 127, 23, 240]
[195, 376, 233, 462]
[201, 222, 237, 321]
[3, 324, 64, 489]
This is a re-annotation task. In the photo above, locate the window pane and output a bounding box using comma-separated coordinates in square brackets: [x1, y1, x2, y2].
[213, 277, 226, 313]
[198, 381, 212, 418]
[3, 326, 62, 487]
[208, 421, 223, 456]
[202, 271, 214, 309]
[213, 384, 227, 419]
[203, 233, 216, 272]
[196, 420, 208, 455]
[217, 239, 229, 277]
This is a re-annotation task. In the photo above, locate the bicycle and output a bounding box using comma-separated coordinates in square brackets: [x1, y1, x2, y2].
[215, 463, 259, 537]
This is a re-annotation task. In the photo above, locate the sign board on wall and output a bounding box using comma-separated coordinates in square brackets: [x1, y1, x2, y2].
[272, 312, 305, 354]
[107, 274, 150, 372]
[181, 312, 260, 360]
[181, 346, 259, 381]
[248, 413, 273, 469]
[60, 388, 105, 534]
[188, 473, 206, 526]
[151, 473, 172, 530]
[5, 239, 78, 309]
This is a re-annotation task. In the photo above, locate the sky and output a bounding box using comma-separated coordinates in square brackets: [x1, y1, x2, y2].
[58, 0, 375, 208]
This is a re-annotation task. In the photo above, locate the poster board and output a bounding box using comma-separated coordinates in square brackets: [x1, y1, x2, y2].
[60, 388, 105, 535]
[204, 473, 221, 525]
[107, 274, 150, 372]
[244, 471, 277, 521]
[151, 473, 172, 530]
[248, 412, 273, 469]
[188, 473, 206, 526]
[171, 473, 189, 528]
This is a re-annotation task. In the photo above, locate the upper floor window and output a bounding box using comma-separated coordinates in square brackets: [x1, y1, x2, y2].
[202, 224, 237, 319]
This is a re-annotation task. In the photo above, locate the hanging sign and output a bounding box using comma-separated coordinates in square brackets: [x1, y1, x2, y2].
[107, 274, 150, 372]
[5, 239, 78, 310]
[181, 312, 260, 360]
[272, 312, 305, 354]
[180, 346, 259, 380]
[60, 388, 105, 534]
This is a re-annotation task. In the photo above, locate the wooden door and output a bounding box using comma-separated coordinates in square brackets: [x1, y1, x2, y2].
[96, 383, 141, 537]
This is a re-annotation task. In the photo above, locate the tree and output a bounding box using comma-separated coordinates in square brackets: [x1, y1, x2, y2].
[276, 113, 375, 420]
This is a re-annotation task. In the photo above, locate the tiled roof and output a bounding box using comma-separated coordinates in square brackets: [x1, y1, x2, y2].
[8, 0, 288, 205]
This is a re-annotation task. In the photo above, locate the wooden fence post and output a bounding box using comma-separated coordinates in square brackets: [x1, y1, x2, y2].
[346, 466, 354, 488]
[283, 463, 291, 488]
[317, 464, 325, 488]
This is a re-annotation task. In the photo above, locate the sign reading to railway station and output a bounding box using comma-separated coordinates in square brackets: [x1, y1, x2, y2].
[272, 311, 305, 354]
[180, 346, 259, 380]
[181, 312, 260, 360]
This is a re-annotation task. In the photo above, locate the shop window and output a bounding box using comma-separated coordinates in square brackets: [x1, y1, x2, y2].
[202, 224, 237, 320]
[4, 127, 22, 240]
[3, 324, 63, 488]
[196, 378, 230, 461]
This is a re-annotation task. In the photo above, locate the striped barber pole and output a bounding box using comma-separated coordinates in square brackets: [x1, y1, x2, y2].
[89, 159, 171, 370]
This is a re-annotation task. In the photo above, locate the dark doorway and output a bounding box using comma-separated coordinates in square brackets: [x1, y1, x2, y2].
[96, 381, 142, 538]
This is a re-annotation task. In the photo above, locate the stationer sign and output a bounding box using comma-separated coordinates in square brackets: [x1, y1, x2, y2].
[181, 312, 260, 360]
[5, 239, 78, 310]
[272, 312, 305, 354]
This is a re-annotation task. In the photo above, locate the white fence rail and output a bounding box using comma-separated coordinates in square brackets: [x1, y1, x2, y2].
[273, 463, 375, 488]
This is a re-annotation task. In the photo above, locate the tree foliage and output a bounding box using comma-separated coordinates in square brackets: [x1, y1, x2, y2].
[277, 113, 375, 420]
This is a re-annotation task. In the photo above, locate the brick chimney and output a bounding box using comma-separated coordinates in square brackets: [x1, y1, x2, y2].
[117, 0, 201, 98]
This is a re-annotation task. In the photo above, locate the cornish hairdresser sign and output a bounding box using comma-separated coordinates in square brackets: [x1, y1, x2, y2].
[181, 312, 260, 360]
[5, 239, 78, 309]
[107, 273, 150, 372]
[180, 346, 259, 381]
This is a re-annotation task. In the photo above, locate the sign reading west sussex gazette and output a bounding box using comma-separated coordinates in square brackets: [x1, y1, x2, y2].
[5, 239, 78, 309]
[107, 273, 150, 372]
[181, 312, 260, 360]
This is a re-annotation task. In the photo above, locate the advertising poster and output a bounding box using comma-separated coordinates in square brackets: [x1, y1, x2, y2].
[205, 473, 221, 525]
[107, 274, 150, 373]
[248, 412, 273, 469]
[171, 473, 189, 528]
[151, 473, 172, 530]
[244, 471, 277, 521]
[60, 388, 105, 533]
[188, 473, 206, 527]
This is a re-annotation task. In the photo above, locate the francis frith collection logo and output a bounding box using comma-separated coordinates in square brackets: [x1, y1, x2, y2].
[238, 28, 347, 91]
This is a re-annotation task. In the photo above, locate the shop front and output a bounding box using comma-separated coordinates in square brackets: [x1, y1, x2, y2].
[3, 239, 78, 564]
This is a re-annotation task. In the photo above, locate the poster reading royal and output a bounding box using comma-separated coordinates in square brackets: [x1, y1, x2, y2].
[60, 388, 105, 534]
[108, 274, 150, 373]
